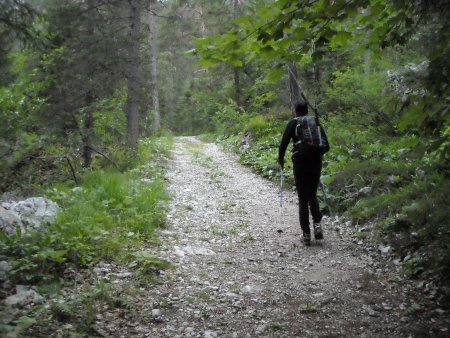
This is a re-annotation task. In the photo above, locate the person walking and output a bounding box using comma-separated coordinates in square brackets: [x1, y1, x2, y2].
[277, 101, 329, 245]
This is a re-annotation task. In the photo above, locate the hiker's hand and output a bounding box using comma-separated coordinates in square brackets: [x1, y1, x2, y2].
[277, 157, 284, 169]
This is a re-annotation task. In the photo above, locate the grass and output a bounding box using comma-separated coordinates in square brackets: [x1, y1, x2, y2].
[0, 135, 173, 336]
[271, 322, 284, 330]
[299, 303, 318, 313]
[184, 139, 205, 158]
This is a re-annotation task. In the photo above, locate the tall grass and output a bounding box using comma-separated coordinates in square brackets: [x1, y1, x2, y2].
[0, 135, 172, 285]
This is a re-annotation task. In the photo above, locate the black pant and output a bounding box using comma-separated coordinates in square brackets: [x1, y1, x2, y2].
[292, 155, 322, 234]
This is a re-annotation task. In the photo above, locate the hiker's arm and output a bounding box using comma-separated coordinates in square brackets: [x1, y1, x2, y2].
[278, 119, 296, 166]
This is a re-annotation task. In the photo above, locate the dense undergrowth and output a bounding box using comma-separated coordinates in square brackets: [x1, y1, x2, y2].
[0, 136, 173, 336]
[209, 100, 449, 294]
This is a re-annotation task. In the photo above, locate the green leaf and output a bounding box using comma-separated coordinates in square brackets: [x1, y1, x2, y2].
[233, 16, 253, 26]
[257, 32, 272, 43]
[228, 58, 244, 67]
[266, 66, 285, 83]
[330, 31, 352, 48]
[398, 102, 426, 131]
[198, 58, 221, 68]
[37, 249, 68, 263]
[14, 316, 37, 326]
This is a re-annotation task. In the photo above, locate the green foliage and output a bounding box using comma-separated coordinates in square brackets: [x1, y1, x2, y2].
[50, 302, 76, 321]
[212, 101, 295, 185]
[0, 136, 171, 287]
[324, 64, 397, 128]
[299, 303, 318, 313]
[214, 100, 246, 137]
[193, 0, 449, 158]
[241, 136, 286, 181]
[128, 251, 172, 282]
[243, 115, 270, 139]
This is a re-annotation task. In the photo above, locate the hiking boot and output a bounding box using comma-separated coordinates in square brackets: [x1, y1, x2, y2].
[302, 232, 311, 246]
[314, 223, 323, 240]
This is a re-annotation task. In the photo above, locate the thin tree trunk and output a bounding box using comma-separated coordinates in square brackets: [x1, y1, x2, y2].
[197, 5, 206, 37]
[234, 68, 241, 107]
[288, 62, 300, 109]
[81, 95, 94, 167]
[148, 4, 160, 134]
[81, 0, 96, 168]
[125, 0, 141, 156]
[233, 0, 241, 107]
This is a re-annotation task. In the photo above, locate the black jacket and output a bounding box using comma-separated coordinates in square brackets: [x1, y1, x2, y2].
[278, 117, 330, 163]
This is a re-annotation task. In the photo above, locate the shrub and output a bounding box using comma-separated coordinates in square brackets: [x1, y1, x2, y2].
[0, 136, 171, 287]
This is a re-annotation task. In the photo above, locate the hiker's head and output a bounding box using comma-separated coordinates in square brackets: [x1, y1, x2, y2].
[294, 101, 308, 116]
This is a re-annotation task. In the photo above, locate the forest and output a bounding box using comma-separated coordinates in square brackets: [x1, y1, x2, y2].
[0, 0, 449, 336]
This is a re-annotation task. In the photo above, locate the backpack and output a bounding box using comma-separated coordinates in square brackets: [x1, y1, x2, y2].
[294, 116, 328, 155]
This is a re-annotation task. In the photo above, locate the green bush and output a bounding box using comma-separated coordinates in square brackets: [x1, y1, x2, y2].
[0, 136, 171, 286]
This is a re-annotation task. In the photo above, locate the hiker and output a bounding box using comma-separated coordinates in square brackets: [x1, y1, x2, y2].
[277, 101, 329, 245]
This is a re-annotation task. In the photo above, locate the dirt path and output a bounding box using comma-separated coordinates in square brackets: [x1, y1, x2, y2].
[137, 137, 447, 338]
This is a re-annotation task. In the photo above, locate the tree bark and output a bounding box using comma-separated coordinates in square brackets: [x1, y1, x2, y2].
[234, 67, 241, 107]
[81, 0, 96, 168]
[125, 0, 141, 156]
[233, 0, 241, 107]
[288, 62, 300, 109]
[81, 94, 94, 167]
[148, 3, 160, 134]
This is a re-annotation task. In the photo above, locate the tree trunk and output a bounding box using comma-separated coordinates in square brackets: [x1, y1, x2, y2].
[233, 0, 241, 107]
[234, 67, 241, 107]
[81, 0, 96, 168]
[125, 0, 141, 156]
[288, 62, 300, 109]
[148, 3, 160, 134]
[81, 94, 94, 168]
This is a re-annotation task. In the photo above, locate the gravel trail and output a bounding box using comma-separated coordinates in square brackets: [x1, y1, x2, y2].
[138, 136, 448, 338]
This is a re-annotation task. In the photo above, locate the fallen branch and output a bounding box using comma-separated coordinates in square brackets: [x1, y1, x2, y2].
[88, 145, 122, 172]
[65, 156, 79, 185]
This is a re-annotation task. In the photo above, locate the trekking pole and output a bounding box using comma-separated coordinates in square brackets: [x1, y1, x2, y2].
[280, 168, 284, 228]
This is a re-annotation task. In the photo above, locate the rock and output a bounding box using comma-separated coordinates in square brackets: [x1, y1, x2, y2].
[225, 292, 239, 299]
[151, 309, 163, 322]
[378, 244, 392, 255]
[239, 132, 252, 152]
[4, 285, 44, 307]
[0, 260, 12, 273]
[11, 197, 59, 229]
[175, 245, 215, 256]
[255, 324, 267, 334]
[368, 308, 378, 317]
[358, 187, 371, 195]
[1, 197, 58, 235]
[184, 327, 195, 337]
[173, 246, 186, 257]
[204, 331, 218, 338]
[241, 285, 262, 294]
[0, 206, 24, 235]
[140, 178, 154, 184]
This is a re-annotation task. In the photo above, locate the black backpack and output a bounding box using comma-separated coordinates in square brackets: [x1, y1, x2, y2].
[294, 116, 328, 155]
